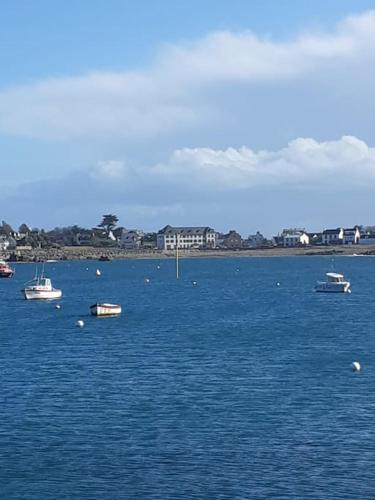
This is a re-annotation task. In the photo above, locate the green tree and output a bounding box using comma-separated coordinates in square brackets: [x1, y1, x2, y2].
[18, 223, 31, 234]
[98, 214, 119, 234]
[0, 221, 13, 236]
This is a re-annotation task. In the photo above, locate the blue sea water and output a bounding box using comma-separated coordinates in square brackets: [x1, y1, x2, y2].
[0, 256, 375, 499]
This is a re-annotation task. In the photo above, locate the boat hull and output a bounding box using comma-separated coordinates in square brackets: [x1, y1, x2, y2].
[23, 289, 62, 300]
[0, 271, 14, 278]
[90, 303, 122, 316]
[315, 282, 351, 293]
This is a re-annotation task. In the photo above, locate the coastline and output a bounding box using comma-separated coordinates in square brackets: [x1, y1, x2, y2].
[3, 244, 375, 262]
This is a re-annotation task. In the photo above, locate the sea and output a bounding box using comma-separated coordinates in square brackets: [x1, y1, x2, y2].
[0, 256, 375, 499]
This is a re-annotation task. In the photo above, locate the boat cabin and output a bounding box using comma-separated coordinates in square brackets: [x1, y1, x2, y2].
[30, 278, 52, 289]
[326, 272, 345, 283]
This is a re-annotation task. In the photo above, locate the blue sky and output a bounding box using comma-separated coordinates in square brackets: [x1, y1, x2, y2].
[1, 1, 375, 234]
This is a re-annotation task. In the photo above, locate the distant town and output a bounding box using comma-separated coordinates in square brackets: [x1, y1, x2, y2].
[0, 214, 374, 260]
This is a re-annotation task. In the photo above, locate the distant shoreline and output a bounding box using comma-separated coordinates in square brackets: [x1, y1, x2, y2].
[3, 244, 375, 262]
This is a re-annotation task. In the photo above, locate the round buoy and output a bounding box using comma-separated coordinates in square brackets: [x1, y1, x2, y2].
[144, 277, 150, 284]
[55, 304, 61, 309]
[157, 265, 161, 270]
[192, 281, 197, 286]
[76, 320, 84, 328]
[96, 269, 101, 276]
[352, 361, 361, 372]
[276, 282, 280, 287]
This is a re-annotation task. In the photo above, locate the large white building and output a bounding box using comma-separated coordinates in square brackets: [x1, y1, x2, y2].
[157, 226, 216, 250]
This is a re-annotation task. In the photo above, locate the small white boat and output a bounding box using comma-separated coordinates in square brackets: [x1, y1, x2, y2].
[315, 272, 351, 293]
[23, 276, 62, 300]
[96, 269, 101, 276]
[90, 303, 122, 316]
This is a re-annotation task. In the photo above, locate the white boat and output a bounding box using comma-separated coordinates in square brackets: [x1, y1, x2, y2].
[315, 272, 351, 293]
[96, 269, 101, 276]
[23, 275, 62, 300]
[90, 303, 122, 316]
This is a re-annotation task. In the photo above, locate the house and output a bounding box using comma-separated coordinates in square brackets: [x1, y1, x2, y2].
[0, 235, 17, 251]
[276, 229, 309, 247]
[359, 227, 375, 245]
[141, 233, 157, 249]
[322, 228, 344, 245]
[157, 226, 216, 250]
[307, 232, 323, 245]
[282, 231, 309, 247]
[120, 230, 144, 250]
[244, 231, 265, 248]
[218, 230, 243, 249]
[359, 233, 375, 245]
[343, 227, 360, 245]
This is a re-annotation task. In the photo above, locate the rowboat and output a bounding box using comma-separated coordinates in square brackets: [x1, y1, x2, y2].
[90, 303, 122, 316]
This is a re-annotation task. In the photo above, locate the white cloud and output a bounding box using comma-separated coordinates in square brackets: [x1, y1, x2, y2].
[3, 135, 375, 233]
[150, 135, 375, 190]
[18, 135, 375, 197]
[0, 11, 375, 141]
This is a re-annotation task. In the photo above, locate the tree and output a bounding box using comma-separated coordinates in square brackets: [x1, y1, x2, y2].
[19, 223, 31, 234]
[0, 221, 13, 236]
[98, 214, 119, 234]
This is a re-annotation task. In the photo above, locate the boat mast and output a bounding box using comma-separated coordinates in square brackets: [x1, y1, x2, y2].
[176, 233, 179, 280]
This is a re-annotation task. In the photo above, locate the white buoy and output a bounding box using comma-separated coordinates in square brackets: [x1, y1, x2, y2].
[144, 277, 150, 284]
[276, 282, 280, 287]
[96, 269, 101, 276]
[352, 361, 361, 372]
[55, 304, 61, 309]
[76, 320, 84, 328]
[192, 281, 197, 286]
[157, 265, 161, 270]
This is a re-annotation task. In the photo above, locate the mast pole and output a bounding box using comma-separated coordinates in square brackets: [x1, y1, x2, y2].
[176, 233, 179, 280]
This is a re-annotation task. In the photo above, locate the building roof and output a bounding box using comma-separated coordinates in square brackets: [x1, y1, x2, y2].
[158, 225, 215, 235]
[322, 228, 342, 235]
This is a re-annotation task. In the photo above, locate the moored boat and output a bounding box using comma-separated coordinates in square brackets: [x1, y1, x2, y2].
[315, 272, 351, 293]
[23, 274, 62, 300]
[90, 303, 122, 316]
[0, 260, 15, 278]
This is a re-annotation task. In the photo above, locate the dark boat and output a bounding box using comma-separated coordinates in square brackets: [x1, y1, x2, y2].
[98, 255, 111, 261]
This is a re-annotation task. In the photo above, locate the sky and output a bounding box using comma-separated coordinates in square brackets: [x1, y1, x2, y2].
[1, 0, 375, 235]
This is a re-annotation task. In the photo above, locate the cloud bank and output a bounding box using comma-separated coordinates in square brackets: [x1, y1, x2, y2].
[0, 11, 375, 141]
[3, 135, 375, 233]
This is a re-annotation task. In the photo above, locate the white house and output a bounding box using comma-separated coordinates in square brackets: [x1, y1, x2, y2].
[322, 228, 344, 245]
[343, 227, 360, 245]
[0, 236, 16, 251]
[157, 226, 216, 250]
[282, 231, 309, 247]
